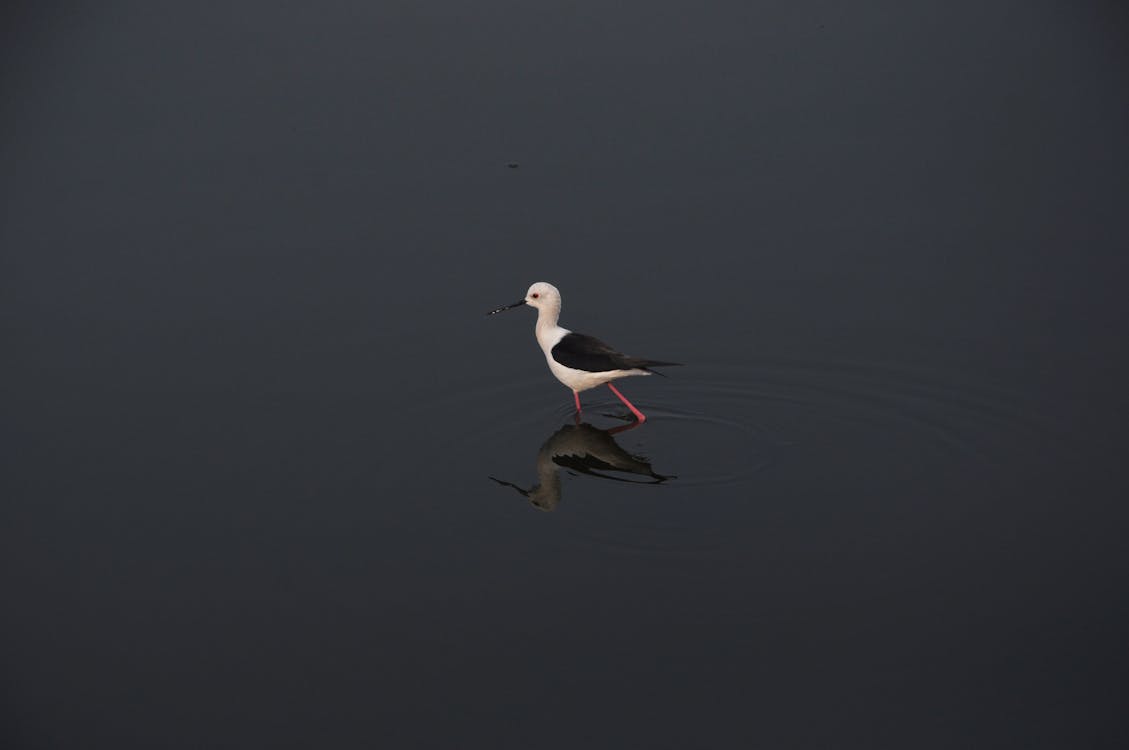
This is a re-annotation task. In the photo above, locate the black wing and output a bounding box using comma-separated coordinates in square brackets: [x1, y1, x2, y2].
[551, 332, 681, 373]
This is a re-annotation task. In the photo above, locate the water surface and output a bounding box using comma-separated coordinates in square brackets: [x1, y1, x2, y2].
[3, 2, 1128, 747]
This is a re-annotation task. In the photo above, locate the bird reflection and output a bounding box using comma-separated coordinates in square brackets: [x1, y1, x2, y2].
[490, 420, 675, 512]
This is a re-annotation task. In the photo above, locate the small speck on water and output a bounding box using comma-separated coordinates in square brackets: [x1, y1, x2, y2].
[506, 162, 520, 169]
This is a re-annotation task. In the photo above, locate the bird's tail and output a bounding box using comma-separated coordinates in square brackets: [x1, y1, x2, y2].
[633, 359, 682, 376]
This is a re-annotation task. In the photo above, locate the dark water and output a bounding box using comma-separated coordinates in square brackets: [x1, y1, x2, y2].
[4, 2, 1128, 747]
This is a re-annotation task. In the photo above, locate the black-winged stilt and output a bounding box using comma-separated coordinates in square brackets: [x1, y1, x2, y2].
[487, 282, 681, 422]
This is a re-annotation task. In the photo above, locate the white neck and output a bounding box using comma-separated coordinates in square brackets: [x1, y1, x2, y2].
[534, 299, 567, 351]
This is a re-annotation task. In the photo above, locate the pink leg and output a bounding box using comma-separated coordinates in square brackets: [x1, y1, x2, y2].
[607, 382, 646, 423]
[573, 391, 582, 413]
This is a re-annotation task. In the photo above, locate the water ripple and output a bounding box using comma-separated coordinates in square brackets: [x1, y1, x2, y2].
[427, 356, 1050, 511]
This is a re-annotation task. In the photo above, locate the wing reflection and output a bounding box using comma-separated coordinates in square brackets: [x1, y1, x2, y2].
[490, 420, 675, 512]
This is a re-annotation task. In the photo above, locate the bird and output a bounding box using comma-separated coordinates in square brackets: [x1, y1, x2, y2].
[487, 282, 680, 422]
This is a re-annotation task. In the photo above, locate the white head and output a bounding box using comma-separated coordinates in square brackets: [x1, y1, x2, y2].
[523, 282, 561, 311]
[487, 281, 562, 318]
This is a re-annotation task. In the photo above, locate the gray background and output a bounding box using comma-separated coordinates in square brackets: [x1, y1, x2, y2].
[4, 1, 1128, 747]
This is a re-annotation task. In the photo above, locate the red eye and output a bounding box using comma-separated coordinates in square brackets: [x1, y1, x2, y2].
[531, 293, 540, 298]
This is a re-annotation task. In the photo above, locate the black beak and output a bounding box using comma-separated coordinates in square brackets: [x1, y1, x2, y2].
[486, 299, 526, 316]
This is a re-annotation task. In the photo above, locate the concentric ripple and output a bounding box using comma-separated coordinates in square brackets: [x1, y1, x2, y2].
[434, 357, 1043, 492]
[405, 355, 1055, 559]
